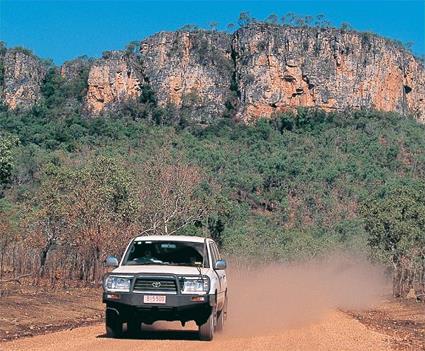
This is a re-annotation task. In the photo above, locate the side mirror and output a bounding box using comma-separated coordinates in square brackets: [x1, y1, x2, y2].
[214, 259, 227, 270]
[105, 256, 119, 267]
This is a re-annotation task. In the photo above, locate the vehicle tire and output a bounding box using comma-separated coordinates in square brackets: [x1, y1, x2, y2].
[105, 316, 123, 338]
[199, 310, 215, 341]
[216, 295, 228, 332]
[127, 319, 140, 337]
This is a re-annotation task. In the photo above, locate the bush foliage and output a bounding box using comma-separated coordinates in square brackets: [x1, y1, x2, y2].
[1, 103, 425, 292]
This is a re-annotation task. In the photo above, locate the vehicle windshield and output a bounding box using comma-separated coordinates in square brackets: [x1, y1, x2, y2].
[123, 240, 209, 267]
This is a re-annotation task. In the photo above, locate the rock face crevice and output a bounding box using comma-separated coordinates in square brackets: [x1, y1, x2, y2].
[1, 49, 47, 110]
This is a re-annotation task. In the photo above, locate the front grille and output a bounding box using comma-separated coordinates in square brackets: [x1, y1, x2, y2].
[133, 277, 177, 292]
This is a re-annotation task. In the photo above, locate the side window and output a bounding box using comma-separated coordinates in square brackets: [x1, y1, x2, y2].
[213, 243, 221, 261]
[209, 243, 218, 266]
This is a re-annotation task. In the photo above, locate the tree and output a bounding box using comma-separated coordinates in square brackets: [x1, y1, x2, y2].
[0, 202, 18, 280]
[314, 14, 331, 28]
[136, 147, 215, 236]
[180, 24, 199, 32]
[0, 134, 19, 190]
[23, 155, 138, 283]
[403, 41, 414, 52]
[125, 40, 140, 56]
[238, 12, 254, 27]
[23, 163, 71, 277]
[209, 21, 219, 31]
[282, 12, 296, 26]
[294, 16, 306, 28]
[361, 182, 425, 296]
[265, 14, 278, 25]
[0, 41, 6, 55]
[139, 83, 157, 106]
[340, 22, 352, 31]
[304, 16, 314, 27]
[65, 156, 137, 283]
[226, 23, 235, 32]
[41, 67, 66, 108]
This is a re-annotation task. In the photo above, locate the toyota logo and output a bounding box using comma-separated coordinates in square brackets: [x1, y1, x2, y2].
[152, 281, 161, 288]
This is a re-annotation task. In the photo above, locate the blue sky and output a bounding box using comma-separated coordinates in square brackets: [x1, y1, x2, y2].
[1, 1, 424, 64]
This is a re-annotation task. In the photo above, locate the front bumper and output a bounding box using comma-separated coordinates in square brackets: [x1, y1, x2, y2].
[103, 292, 215, 324]
[103, 291, 215, 307]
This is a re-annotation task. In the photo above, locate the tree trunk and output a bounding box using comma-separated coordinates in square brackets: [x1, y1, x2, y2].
[392, 261, 402, 297]
[92, 246, 101, 286]
[39, 241, 52, 278]
[12, 245, 17, 275]
[0, 248, 4, 281]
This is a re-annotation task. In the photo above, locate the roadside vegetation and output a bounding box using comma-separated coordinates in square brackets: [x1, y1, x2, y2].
[1, 100, 425, 297]
[0, 12, 423, 295]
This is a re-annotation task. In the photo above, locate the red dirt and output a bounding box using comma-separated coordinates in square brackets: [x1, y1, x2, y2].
[1, 256, 423, 350]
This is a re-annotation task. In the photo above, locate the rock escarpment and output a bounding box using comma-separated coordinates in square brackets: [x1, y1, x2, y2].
[1, 49, 47, 110]
[140, 31, 234, 122]
[85, 51, 143, 112]
[233, 24, 425, 122]
[1, 24, 425, 122]
[84, 31, 234, 121]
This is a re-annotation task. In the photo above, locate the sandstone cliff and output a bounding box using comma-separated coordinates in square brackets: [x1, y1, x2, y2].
[1, 24, 425, 122]
[233, 24, 425, 122]
[85, 51, 143, 112]
[1, 49, 47, 110]
[140, 31, 233, 122]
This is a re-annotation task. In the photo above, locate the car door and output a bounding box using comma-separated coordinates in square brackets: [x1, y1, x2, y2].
[211, 242, 226, 308]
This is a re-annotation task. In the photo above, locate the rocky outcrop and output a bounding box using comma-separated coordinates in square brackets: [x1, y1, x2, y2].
[85, 51, 143, 113]
[2, 25, 425, 122]
[1, 49, 47, 110]
[140, 31, 234, 122]
[233, 24, 425, 122]
[61, 57, 92, 81]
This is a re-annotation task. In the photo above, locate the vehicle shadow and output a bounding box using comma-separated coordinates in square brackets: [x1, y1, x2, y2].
[97, 323, 200, 341]
[136, 329, 199, 340]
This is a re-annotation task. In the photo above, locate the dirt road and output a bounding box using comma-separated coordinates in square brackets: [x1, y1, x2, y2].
[1, 310, 392, 351]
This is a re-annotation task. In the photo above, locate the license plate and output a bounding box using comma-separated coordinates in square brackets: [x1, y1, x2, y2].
[143, 295, 166, 304]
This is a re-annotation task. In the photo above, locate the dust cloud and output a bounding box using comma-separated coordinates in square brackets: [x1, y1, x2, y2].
[224, 253, 388, 336]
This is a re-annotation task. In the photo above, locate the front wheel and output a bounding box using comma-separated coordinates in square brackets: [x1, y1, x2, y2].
[105, 314, 123, 338]
[127, 319, 141, 337]
[199, 310, 215, 341]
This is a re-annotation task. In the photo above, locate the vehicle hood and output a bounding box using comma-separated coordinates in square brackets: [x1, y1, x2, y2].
[111, 265, 210, 276]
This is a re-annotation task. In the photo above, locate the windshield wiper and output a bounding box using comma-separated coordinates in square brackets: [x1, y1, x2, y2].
[127, 261, 166, 265]
[127, 261, 199, 266]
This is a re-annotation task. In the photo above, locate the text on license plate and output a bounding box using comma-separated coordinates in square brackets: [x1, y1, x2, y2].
[144, 295, 166, 304]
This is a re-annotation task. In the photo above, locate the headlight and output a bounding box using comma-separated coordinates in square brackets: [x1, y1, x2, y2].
[181, 276, 209, 294]
[104, 275, 132, 292]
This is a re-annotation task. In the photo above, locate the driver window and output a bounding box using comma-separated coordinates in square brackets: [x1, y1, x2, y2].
[213, 243, 221, 261]
[209, 243, 218, 266]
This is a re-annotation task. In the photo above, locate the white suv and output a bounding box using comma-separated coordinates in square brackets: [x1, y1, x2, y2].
[103, 235, 228, 341]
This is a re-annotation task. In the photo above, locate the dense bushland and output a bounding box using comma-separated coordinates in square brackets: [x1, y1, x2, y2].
[1, 102, 425, 295]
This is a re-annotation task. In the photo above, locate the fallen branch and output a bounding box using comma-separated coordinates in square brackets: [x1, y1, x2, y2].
[0, 274, 31, 284]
